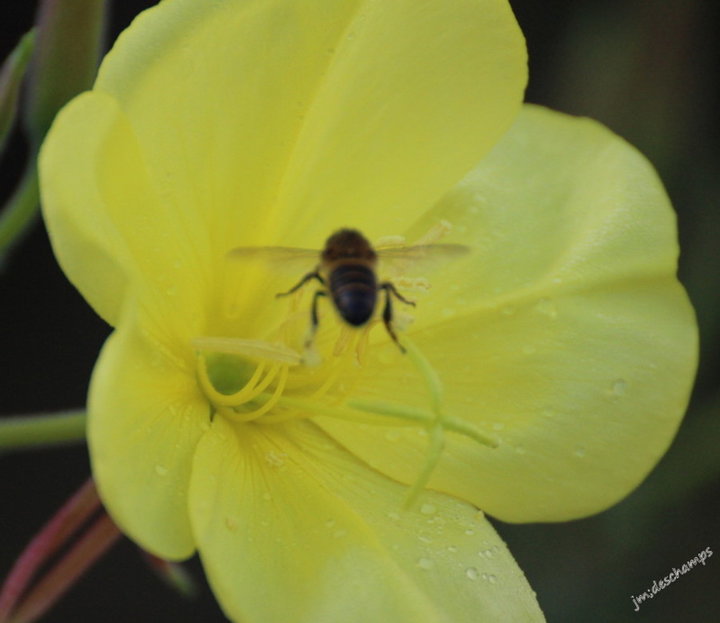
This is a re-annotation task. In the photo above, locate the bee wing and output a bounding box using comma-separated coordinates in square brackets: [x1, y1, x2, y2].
[226, 246, 320, 274]
[377, 244, 470, 277]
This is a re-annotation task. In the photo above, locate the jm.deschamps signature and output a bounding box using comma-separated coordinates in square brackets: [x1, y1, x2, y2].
[631, 546, 713, 612]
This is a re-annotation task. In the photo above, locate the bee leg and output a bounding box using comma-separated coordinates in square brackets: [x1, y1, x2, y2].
[276, 268, 325, 298]
[379, 283, 407, 353]
[379, 281, 416, 307]
[305, 289, 327, 348]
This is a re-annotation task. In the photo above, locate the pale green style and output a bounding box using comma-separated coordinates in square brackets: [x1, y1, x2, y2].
[38, 0, 696, 622]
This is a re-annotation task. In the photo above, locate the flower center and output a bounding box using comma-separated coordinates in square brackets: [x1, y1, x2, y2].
[193, 221, 496, 504]
[193, 323, 498, 506]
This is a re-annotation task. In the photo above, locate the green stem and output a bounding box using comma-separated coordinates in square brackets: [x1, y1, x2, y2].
[0, 162, 40, 266]
[0, 410, 86, 452]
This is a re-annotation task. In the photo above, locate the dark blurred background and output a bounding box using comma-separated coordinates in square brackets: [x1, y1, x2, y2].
[1, 1, 718, 621]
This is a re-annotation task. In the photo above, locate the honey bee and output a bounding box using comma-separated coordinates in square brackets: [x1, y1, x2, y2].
[229, 228, 468, 351]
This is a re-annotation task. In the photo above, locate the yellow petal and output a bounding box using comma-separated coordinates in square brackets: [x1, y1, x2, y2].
[39, 91, 130, 325]
[88, 308, 210, 559]
[189, 419, 543, 623]
[92, 0, 526, 255]
[40, 89, 208, 341]
[319, 105, 698, 522]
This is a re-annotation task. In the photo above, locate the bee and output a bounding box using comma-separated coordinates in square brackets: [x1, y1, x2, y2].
[229, 228, 468, 352]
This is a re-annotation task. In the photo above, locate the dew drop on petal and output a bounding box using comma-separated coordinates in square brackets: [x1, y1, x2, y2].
[464, 529, 475, 536]
[447, 545, 458, 553]
[611, 379, 627, 396]
[154, 464, 168, 477]
[417, 558, 434, 570]
[385, 430, 401, 442]
[465, 567, 479, 580]
[534, 297, 557, 319]
[573, 446, 587, 458]
[488, 574, 497, 584]
[420, 503, 437, 515]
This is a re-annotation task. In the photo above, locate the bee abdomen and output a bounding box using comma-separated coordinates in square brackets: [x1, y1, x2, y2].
[329, 264, 377, 326]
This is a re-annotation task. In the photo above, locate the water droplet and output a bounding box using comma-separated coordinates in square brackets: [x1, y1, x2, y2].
[385, 430, 401, 442]
[417, 557, 434, 570]
[488, 574, 497, 584]
[442, 307, 456, 318]
[573, 446, 587, 458]
[534, 297, 557, 319]
[492, 422, 505, 431]
[447, 545, 458, 553]
[325, 519, 336, 528]
[225, 516, 238, 531]
[154, 464, 168, 477]
[479, 548, 494, 558]
[420, 503, 437, 515]
[333, 529, 347, 539]
[464, 529, 475, 536]
[418, 533, 433, 544]
[610, 379, 627, 396]
[264, 451, 287, 468]
[465, 567, 479, 580]
[387, 511, 400, 521]
[481, 572, 489, 581]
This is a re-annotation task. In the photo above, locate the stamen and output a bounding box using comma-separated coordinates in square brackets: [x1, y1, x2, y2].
[347, 399, 498, 448]
[197, 355, 279, 407]
[192, 336, 302, 365]
[403, 423, 445, 509]
[332, 325, 354, 357]
[412, 219, 453, 245]
[401, 336, 443, 411]
[223, 366, 290, 423]
[375, 234, 407, 248]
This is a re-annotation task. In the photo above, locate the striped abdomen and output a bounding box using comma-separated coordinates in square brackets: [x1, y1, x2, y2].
[328, 263, 377, 326]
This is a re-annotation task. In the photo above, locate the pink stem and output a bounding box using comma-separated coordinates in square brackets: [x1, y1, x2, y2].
[8, 513, 121, 623]
[141, 551, 197, 599]
[0, 479, 100, 620]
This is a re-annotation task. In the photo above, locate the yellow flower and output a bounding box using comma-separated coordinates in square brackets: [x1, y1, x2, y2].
[38, 0, 697, 621]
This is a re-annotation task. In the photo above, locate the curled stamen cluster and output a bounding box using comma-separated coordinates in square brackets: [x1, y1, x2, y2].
[194, 333, 498, 507]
